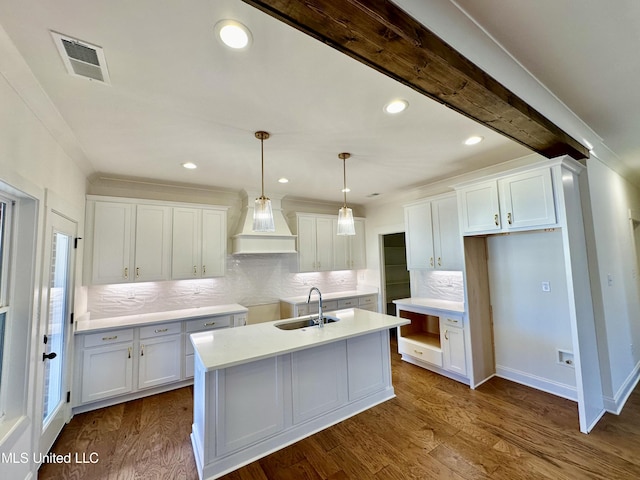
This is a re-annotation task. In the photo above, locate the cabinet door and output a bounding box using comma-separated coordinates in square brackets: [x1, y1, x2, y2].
[350, 218, 367, 269]
[405, 201, 434, 269]
[297, 215, 317, 272]
[442, 323, 466, 376]
[315, 217, 334, 271]
[172, 207, 200, 280]
[91, 202, 134, 284]
[332, 218, 350, 270]
[138, 335, 182, 389]
[499, 168, 556, 229]
[81, 343, 133, 403]
[201, 209, 226, 277]
[458, 180, 501, 234]
[432, 196, 463, 271]
[134, 205, 171, 282]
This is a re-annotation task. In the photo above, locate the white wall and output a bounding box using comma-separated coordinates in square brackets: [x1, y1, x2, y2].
[487, 230, 576, 398]
[0, 26, 88, 480]
[584, 157, 640, 409]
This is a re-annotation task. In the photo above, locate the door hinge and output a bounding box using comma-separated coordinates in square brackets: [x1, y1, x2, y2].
[66, 391, 71, 403]
[74, 237, 82, 249]
[70, 312, 74, 325]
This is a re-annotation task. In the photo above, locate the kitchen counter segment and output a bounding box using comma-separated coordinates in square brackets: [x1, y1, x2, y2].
[190, 307, 408, 372]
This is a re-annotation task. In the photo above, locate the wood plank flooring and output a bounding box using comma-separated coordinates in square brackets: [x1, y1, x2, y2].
[40, 340, 640, 479]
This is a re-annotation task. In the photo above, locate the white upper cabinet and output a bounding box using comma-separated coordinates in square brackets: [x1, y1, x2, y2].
[332, 218, 366, 270]
[90, 202, 171, 284]
[134, 204, 172, 282]
[405, 195, 462, 271]
[172, 207, 226, 279]
[498, 168, 556, 230]
[86, 196, 227, 285]
[457, 167, 557, 235]
[296, 214, 333, 272]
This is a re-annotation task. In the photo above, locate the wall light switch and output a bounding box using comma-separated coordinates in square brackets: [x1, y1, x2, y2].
[607, 274, 614, 287]
[541, 281, 551, 292]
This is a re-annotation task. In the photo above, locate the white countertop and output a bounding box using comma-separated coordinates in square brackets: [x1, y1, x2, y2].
[191, 308, 408, 371]
[279, 287, 378, 305]
[75, 303, 248, 334]
[392, 297, 465, 314]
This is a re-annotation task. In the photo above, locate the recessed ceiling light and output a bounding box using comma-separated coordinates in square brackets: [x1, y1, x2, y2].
[278, 177, 289, 183]
[464, 136, 484, 145]
[384, 99, 409, 114]
[215, 20, 252, 50]
[182, 162, 197, 169]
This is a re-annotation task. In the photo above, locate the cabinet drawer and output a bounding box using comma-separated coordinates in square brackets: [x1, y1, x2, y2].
[322, 300, 338, 312]
[185, 315, 231, 333]
[338, 297, 358, 309]
[83, 328, 134, 348]
[140, 322, 182, 339]
[443, 316, 463, 329]
[398, 337, 443, 367]
[358, 295, 376, 308]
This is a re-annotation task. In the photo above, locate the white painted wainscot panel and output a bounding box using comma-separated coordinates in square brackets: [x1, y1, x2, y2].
[190, 308, 408, 480]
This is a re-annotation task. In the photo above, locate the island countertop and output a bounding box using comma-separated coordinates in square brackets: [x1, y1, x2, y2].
[191, 308, 409, 372]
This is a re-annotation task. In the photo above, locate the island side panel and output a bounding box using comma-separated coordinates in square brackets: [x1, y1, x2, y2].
[347, 329, 392, 401]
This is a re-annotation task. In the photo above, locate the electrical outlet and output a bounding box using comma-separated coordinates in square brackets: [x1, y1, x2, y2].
[607, 274, 614, 287]
[127, 290, 135, 299]
[541, 281, 551, 292]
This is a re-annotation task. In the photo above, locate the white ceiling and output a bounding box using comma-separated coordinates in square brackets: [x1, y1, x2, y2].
[1, 0, 636, 205]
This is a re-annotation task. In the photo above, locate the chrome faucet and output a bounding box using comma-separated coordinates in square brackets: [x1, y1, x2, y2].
[307, 287, 324, 328]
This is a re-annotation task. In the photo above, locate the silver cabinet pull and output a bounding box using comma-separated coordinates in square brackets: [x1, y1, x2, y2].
[140, 344, 144, 356]
[414, 349, 423, 355]
[202, 265, 206, 275]
[204, 321, 216, 327]
[128, 347, 131, 359]
[193, 265, 197, 275]
[136, 267, 140, 278]
[124, 267, 128, 279]
[437, 257, 442, 267]
[494, 214, 499, 226]
[445, 330, 449, 340]
[430, 257, 434, 267]
[507, 212, 513, 225]
[154, 328, 168, 333]
[102, 335, 118, 341]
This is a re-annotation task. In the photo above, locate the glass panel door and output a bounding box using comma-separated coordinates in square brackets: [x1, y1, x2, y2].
[39, 212, 76, 455]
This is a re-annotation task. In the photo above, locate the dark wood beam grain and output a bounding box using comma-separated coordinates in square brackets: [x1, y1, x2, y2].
[242, 0, 589, 160]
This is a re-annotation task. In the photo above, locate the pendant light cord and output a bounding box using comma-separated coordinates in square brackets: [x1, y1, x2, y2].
[261, 136, 265, 199]
[343, 157, 347, 207]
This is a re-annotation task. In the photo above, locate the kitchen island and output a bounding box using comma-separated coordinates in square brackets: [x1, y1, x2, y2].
[190, 308, 409, 480]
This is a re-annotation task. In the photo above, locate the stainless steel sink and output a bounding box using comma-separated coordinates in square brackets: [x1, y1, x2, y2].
[275, 315, 340, 330]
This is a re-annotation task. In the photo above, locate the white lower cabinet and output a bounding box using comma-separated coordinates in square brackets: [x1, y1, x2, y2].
[81, 339, 134, 404]
[75, 309, 246, 411]
[396, 303, 469, 383]
[138, 323, 182, 389]
[441, 317, 466, 376]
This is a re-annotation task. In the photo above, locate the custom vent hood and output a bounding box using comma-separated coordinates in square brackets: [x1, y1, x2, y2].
[232, 191, 297, 254]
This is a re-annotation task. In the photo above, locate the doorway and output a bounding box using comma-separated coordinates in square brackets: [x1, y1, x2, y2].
[381, 233, 410, 316]
[38, 211, 77, 456]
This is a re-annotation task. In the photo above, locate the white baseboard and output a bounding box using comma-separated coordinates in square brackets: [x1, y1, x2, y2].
[604, 361, 640, 414]
[496, 365, 577, 402]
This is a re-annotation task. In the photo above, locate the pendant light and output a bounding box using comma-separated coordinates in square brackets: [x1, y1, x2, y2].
[253, 131, 275, 232]
[337, 152, 356, 236]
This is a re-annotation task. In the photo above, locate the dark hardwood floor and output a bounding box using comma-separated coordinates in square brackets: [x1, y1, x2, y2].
[40, 341, 640, 479]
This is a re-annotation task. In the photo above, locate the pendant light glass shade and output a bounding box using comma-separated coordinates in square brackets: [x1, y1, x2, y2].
[253, 196, 275, 232]
[253, 131, 275, 232]
[337, 206, 355, 235]
[337, 152, 356, 236]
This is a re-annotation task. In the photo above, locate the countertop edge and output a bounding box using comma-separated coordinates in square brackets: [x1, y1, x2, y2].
[392, 297, 466, 314]
[279, 287, 379, 305]
[75, 304, 249, 334]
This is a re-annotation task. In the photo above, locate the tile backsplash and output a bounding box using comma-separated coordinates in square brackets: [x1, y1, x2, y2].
[87, 254, 358, 319]
[410, 270, 464, 302]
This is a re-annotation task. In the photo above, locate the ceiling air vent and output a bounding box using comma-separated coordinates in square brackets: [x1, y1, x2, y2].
[51, 32, 111, 84]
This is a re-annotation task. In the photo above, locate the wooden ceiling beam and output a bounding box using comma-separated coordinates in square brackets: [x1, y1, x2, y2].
[242, 0, 589, 160]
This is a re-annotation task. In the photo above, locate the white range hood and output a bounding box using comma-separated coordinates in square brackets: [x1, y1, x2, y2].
[232, 191, 297, 254]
